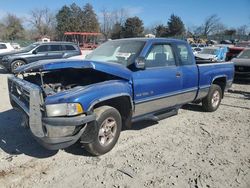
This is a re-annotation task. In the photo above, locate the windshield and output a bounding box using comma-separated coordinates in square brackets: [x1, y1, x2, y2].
[20, 43, 39, 52]
[85, 40, 145, 66]
[200, 48, 217, 55]
[237, 49, 250, 59]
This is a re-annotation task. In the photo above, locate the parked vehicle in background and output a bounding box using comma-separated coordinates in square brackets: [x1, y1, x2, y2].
[195, 46, 228, 63]
[220, 40, 233, 45]
[0, 42, 15, 54]
[11, 43, 21, 49]
[226, 47, 244, 61]
[235, 41, 250, 48]
[68, 50, 93, 60]
[192, 47, 202, 55]
[0, 41, 81, 73]
[232, 48, 250, 79]
[8, 38, 234, 155]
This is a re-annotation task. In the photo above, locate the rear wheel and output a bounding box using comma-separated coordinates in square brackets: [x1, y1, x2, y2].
[83, 106, 122, 156]
[11, 60, 25, 72]
[202, 84, 222, 112]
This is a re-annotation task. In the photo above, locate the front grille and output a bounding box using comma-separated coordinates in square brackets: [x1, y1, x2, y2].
[235, 66, 250, 72]
[8, 75, 45, 137]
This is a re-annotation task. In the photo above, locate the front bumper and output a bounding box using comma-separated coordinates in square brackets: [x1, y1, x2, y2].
[8, 75, 97, 150]
[0, 59, 10, 70]
[38, 114, 97, 150]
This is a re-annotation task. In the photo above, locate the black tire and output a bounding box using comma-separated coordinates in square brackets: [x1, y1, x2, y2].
[202, 84, 222, 112]
[83, 106, 122, 156]
[11, 60, 25, 73]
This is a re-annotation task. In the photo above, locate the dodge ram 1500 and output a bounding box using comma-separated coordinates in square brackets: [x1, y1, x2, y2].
[8, 38, 234, 155]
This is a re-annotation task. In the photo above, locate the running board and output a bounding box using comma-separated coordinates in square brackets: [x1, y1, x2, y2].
[151, 108, 178, 121]
[132, 108, 178, 123]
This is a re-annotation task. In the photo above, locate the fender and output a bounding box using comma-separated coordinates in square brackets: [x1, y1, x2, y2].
[45, 80, 133, 112]
[211, 75, 227, 85]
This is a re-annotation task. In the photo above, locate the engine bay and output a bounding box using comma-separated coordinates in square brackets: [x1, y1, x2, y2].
[22, 68, 119, 96]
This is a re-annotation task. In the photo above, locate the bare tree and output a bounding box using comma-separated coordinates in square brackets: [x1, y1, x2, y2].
[195, 14, 223, 36]
[100, 8, 114, 40]
[100, 8, 128, 40]
[237, 25, 248, 35]
[29, 7, 56, 39]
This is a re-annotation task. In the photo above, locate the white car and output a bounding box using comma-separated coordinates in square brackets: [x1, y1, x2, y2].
[0, 42, 15, 54]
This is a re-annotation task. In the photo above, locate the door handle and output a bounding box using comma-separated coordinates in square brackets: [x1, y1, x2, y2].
[176, 72, 181, 78]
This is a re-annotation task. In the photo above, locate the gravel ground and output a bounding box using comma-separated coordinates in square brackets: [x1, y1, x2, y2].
[0, 68, 249, 188]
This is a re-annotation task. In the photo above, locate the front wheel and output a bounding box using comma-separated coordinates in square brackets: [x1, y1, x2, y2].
[11, 60, 25, 72]
[202, 84, 222, 112]
[82, 106, 122, 156]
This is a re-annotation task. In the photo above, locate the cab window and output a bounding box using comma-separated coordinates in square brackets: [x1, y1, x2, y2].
[145, 44, 176, 68]
[177, 44, 193, 65]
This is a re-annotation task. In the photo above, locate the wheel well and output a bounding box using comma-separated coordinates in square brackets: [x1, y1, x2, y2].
[212, 77, 226, 97]
[11, 59, 27, 65]
[93, 96, 133, 128]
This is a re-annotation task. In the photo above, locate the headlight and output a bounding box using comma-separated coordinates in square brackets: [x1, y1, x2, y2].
[2, 56, 9, 61]
[46, 103, 84, 117]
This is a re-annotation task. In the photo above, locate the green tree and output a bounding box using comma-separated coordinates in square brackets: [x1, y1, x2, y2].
[56, 3, 100, 39]
[70, 3, 83, 32]
[122, 16, 144, 38]
[82, 3, 99, 32]
[111, 23, 123, 39]
[2, 14, 24, 40]
[167, 14, 185, 36]
[56, 5, 72, 39]
[155, 24, 168, 37]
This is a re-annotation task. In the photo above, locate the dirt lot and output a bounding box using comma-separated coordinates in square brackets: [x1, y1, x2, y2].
[0, 68, 249, 188]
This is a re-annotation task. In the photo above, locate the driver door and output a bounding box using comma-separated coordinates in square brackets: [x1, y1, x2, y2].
[133, 43, 183, 117]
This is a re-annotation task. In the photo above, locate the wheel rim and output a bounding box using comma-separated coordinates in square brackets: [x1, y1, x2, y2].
[13, 61, 24, 70]
[211, 90, 220, 108]
[98, 117, 117, 146]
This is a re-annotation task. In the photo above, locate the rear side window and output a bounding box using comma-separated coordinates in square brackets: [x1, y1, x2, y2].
[36, 45, 48, 52]
[177, 44, 193, 65]
[50, 45, 62, 51]
[145, 44, 176, 68]
[0, 44, 7, 49]
[65, 45, 76, 51]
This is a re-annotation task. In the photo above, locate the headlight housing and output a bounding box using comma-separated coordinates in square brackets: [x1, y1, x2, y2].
[46, 103, 84, 117]
[2, 56, 10, 61]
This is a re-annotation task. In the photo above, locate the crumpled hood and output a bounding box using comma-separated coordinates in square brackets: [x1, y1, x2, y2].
[14, 59, 132, 80]
[231, 58, 250, 67]
[195, 54, 216, 60]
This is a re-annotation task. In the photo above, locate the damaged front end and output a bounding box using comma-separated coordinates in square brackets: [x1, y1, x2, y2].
[8, 73, 97, 150]
[8, 60, 132, 150]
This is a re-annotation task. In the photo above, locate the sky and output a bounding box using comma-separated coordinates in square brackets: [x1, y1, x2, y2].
[0, 0, 250, 30]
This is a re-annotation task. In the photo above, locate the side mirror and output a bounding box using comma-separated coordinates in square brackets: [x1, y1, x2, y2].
[32, 50, 37, 54]
[135, 56, 146, 69]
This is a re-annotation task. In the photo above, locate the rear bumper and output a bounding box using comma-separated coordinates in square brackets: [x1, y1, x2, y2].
[8, 75, 97, 150]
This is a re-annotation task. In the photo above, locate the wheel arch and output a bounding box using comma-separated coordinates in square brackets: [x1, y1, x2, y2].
[89, 94, 134, 128]
[212, 76, 227, 98]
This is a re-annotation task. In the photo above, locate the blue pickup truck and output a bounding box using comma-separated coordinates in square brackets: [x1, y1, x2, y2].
[8, 38, 234, 155]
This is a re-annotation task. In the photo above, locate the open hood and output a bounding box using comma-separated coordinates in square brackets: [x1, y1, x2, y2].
[14, 59, 132, 80]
